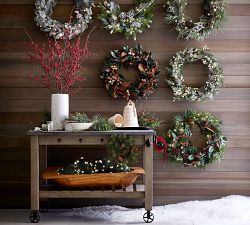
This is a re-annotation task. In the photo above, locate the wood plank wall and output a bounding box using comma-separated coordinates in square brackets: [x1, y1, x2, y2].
[0, 0, 250, 208]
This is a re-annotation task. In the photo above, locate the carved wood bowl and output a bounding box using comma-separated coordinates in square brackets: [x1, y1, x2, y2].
[42, 167, 144, 189]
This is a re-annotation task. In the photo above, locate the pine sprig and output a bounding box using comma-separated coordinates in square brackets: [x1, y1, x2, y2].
[138, 111, 162, 130]
[92, 115, 113, 131]
[66, 112, 90, 123]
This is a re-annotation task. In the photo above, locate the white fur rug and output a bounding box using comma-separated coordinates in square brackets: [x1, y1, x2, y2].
[73, 195, 250, 225]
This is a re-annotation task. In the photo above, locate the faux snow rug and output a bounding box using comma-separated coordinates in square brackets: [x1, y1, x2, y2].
[72, 195, 250, 225]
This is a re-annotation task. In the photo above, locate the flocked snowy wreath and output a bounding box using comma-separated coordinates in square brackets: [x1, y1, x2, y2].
[164, 0, 226, 40]
[34, 0, 94, 39]
[166, 46, 224, 102]
[98, 0, 155, 40]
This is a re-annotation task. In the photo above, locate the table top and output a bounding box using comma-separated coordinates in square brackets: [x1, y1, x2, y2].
[27, 129, 156, 136]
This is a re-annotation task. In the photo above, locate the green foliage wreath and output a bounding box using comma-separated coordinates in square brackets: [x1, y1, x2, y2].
[100, 44, 160, 100]
[107, 135, 140, 166]
[163, 110, 227, 168]
[163, 0, 226, 40]
[166, 46, 224, 102]
[98, 0, 154, 40]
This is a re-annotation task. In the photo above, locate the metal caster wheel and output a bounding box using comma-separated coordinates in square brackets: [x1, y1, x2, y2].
[30, 211, 40, 223]
[143, 211, 154, 223]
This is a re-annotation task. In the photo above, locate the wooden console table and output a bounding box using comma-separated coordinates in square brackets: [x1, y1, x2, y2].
[27, 130, 155, 223]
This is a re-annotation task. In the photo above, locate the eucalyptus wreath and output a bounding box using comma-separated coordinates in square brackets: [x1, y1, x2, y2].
[107, 135, 140, 166]
[100, 44, 160, 100]
[34, 0, 94, 39]
[163, 110, 227, 168]
[163, 0, 226, 40]
[166, 46, 224, 102]
[98, 0, 154, 40]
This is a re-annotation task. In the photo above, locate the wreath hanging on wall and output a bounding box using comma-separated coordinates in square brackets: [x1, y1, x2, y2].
[100, 44, 160, 100]
[107, 135, 140, 166]
[163, 0, 226, 40]
[34, 0, 94, 39]
[163, 110, 227, 168]
[166, 46, 224, 102]
[98, 0, 155, 40]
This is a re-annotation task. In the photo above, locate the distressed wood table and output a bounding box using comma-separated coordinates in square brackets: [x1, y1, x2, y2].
[27, 130, 155, 223]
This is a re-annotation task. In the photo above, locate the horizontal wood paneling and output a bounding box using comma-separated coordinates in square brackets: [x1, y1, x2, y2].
[1, 52, 250, 64]
[1, 39, 250, 52]
[2, 88, 250, 100]
[0, 0, 250, 208]
[1, 99, 250, 113]
[1, 28, 250, 41]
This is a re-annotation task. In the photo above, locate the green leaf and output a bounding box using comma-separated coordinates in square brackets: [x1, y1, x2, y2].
[111, 51, 117, 58]
[188, 155, 194, 161]
[171, 132, 177, 140]
[208, 146, 214, 153]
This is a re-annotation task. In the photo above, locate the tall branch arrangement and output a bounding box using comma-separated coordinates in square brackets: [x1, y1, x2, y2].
[26, 29, 93, 94]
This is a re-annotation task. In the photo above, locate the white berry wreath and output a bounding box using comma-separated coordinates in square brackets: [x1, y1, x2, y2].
[166, 46, 224, 102]
[34, 0, 94, 39]
[98, 0, 155, 40]
[164, 0, 226, 40]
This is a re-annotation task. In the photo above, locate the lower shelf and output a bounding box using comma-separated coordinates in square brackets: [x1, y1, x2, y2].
[39, 184, 145, 199]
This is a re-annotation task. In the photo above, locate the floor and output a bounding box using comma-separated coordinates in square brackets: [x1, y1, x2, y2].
[0, 209, 128, 225]
[1, 195, 250, 225]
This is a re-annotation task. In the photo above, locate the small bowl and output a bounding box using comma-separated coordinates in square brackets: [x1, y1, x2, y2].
[65, 122, 92, 132]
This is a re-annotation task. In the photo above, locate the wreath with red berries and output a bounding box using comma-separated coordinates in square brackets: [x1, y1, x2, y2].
[100, 44, 160, 100]
[163, 110, 227, 168]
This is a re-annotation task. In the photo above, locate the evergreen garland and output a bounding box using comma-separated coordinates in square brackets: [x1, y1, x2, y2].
[58, 157, 131, 174]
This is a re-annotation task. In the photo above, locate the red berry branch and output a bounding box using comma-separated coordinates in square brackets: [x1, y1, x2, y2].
[25, 28, 94, 94]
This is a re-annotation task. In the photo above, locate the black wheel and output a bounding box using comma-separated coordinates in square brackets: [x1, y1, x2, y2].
[143, 211, 154, 223]
[30, 211, 40, 223]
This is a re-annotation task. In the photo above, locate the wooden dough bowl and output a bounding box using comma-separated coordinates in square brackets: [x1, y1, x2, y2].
[42, 167, 144, 189]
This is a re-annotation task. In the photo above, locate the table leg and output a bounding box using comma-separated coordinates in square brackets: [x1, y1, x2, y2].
[31, 136, 39, 211]
[40, 145, 49, 211]
[144, 135, 153, 211]
[39, 145, 47, 186]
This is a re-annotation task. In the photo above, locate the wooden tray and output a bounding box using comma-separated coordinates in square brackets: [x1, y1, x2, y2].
[42, 167, 144, 189]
